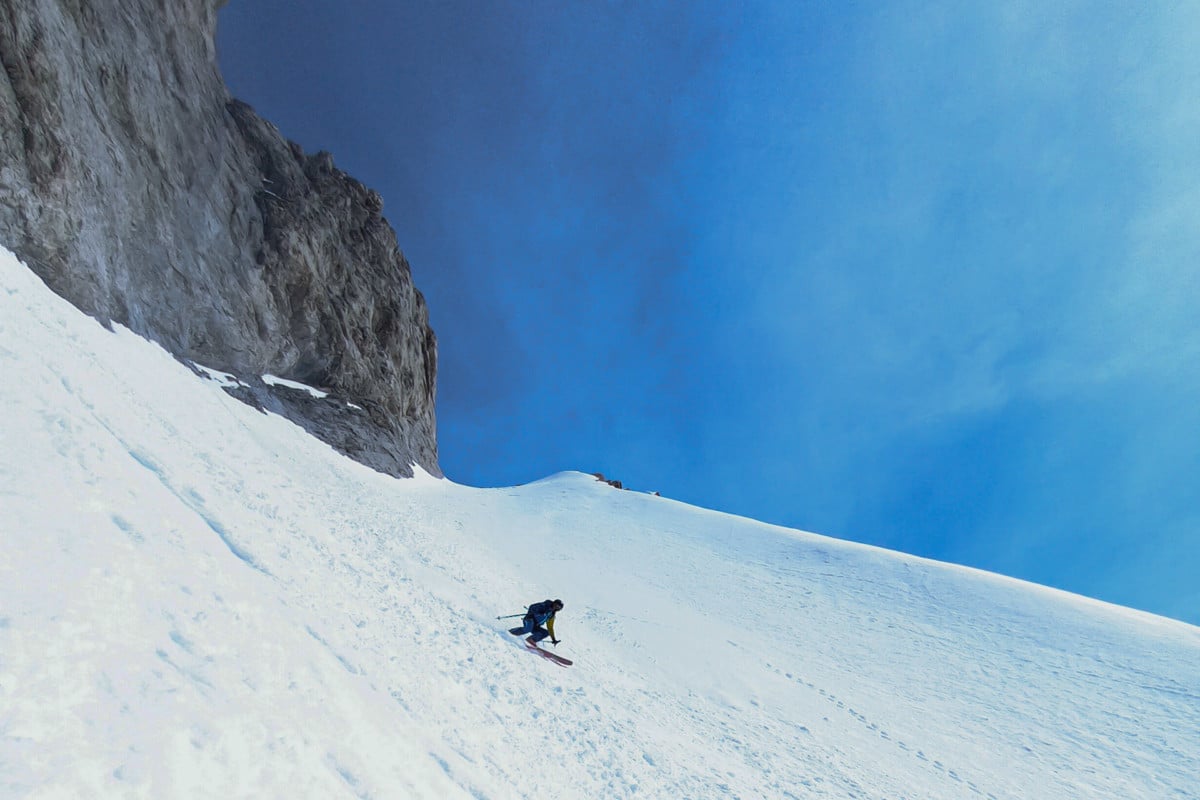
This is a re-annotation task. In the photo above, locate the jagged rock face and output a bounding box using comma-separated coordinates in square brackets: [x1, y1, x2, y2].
[0, 0, 439, 477]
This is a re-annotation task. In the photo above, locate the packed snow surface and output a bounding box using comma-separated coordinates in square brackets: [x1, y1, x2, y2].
[2, 245, 1199, 799]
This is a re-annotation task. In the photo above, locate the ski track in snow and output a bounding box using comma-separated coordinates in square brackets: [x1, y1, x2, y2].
[2, 246, 1199, 799]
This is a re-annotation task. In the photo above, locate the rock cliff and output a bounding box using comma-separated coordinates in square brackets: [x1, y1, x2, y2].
[0, 0, 439, 477]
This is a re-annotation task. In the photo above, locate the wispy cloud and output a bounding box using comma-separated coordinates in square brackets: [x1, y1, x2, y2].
[672, 1, 1200, 620]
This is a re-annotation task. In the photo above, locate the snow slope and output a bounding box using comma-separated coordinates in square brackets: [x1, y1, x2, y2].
[2, 245, 1198, 799]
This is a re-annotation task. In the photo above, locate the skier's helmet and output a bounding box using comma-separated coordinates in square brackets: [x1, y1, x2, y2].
[553, 599, 564, 610]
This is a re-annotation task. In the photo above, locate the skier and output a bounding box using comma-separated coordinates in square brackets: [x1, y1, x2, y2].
[509, 598, 564, 646]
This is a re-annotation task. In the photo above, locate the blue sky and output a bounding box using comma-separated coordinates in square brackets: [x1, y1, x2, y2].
[217, 1, 1200, 625]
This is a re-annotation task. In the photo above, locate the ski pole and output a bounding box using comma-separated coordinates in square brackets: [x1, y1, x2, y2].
[495, 613, 524, 620]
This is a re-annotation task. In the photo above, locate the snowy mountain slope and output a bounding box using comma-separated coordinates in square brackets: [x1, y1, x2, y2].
[2, 243, 1198, 800]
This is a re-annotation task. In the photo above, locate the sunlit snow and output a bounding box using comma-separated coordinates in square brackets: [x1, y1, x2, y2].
[1, 245, 1198, 799]
[261, 374, 329, 398]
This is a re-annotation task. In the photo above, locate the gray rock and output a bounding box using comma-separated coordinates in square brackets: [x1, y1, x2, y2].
[0, 0, 439, 477]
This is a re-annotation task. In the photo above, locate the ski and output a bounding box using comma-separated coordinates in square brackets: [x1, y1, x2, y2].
[525, 641, 573, 667]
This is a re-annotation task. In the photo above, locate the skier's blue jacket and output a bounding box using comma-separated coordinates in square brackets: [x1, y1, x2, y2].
[525, 600, 558, 638]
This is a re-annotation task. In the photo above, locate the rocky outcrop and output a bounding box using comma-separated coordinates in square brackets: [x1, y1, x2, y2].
[592, 473, 625, 490]
[0, 0, 439, 476]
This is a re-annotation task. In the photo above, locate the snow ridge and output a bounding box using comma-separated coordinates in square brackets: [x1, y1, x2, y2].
[2, 246, 1198, 799]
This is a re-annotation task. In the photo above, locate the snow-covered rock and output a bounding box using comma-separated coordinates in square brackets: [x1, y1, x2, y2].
[0, 0, 438, 478]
